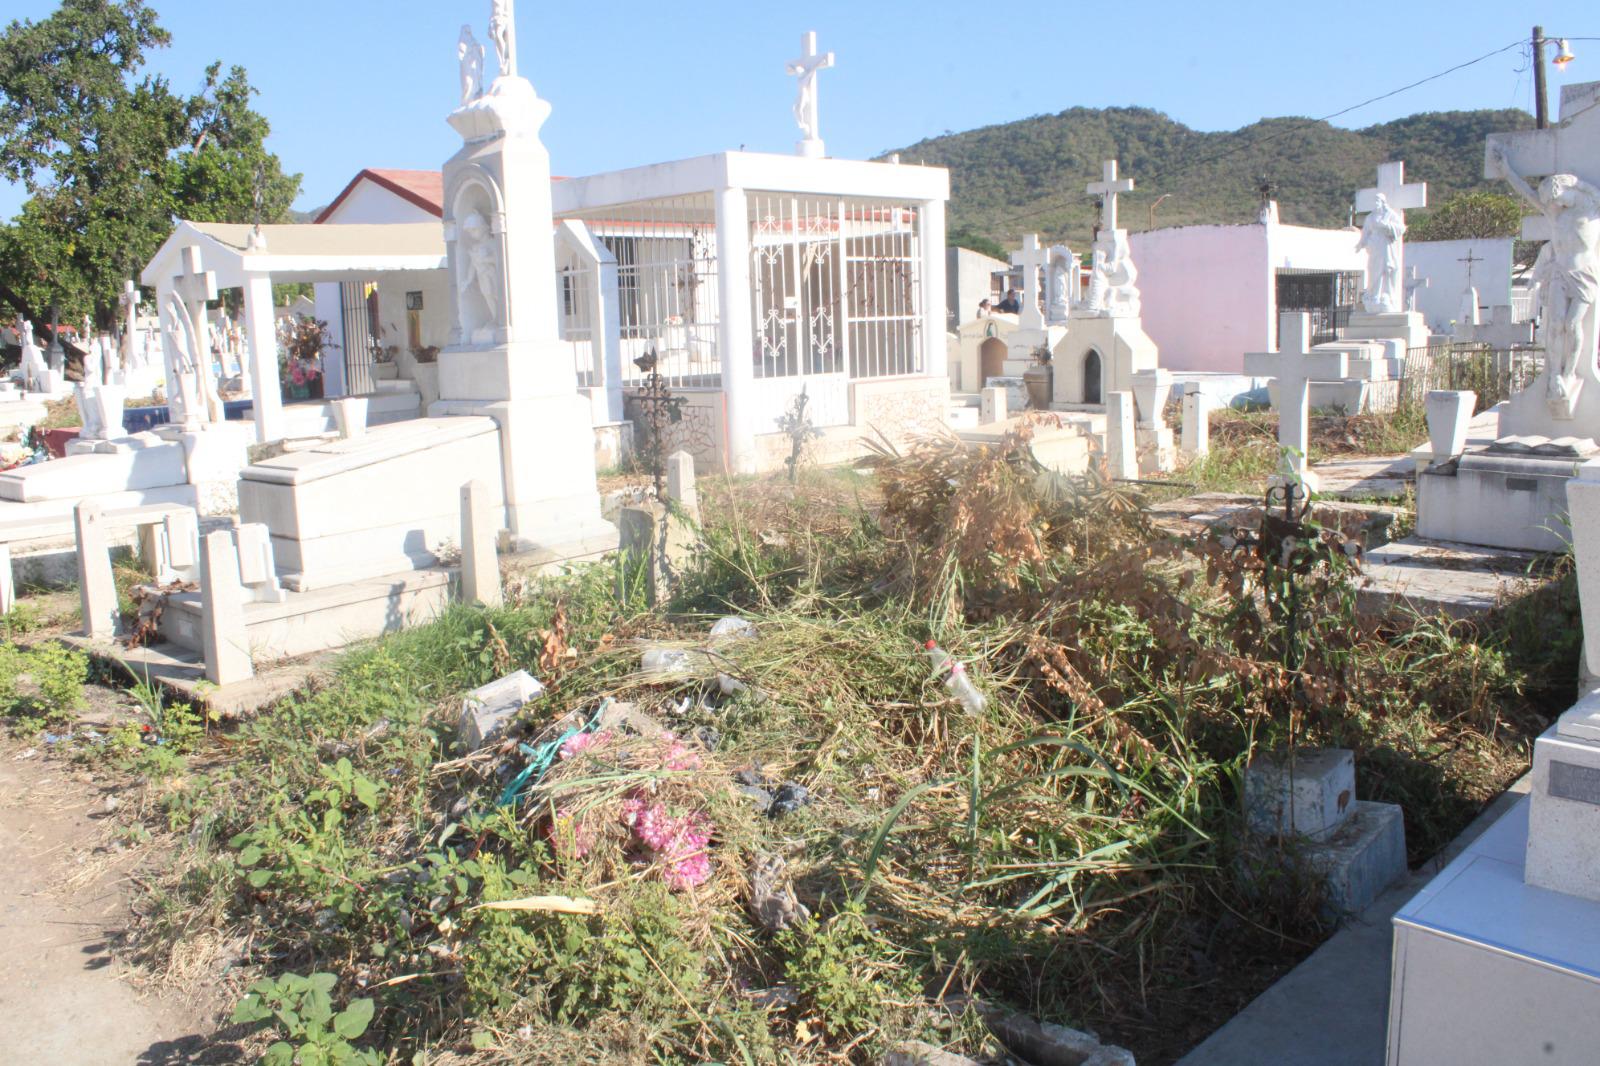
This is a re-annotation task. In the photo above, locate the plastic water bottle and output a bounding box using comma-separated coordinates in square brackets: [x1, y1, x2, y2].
[924, 640, 987, 716]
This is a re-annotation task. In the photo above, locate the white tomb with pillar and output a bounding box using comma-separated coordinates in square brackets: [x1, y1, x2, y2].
[1385, 443, 1600, 1065]
[234, 2, 615, 591]
[1415, 82, 1600, 552]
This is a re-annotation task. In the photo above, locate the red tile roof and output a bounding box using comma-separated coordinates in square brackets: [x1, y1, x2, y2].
[315, 169, 444, 223]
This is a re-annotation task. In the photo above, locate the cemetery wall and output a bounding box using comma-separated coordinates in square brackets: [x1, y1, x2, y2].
[947, 246, 1007, 329]
[1405, 238, 1515, 333]
[1130, 223, 1269, 373]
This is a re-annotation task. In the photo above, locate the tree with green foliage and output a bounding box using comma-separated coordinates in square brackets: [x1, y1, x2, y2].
[0, 0, 300, 326]
[947, 225, 1006, 261]
[1407, 190, 1523, 241]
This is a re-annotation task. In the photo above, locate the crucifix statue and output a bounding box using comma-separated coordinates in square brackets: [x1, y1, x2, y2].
[1489, 142, 1600, 420]
[787, 31, 835, 156]
[1354, 161, 1428, 314]
[489, 0, 517, 79]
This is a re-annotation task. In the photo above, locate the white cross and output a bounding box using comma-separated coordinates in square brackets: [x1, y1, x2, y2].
[1086, 159, 1135, 235]
[1404, 265, 1429, 312]
[1243, 312, 1349, 487]
[1010, 234, 1048, 331]
[119, 279, 141, 368]
[787, 31, 835, 152]
[1355, 161, 1428, 217]
[173, 245, 223, 422]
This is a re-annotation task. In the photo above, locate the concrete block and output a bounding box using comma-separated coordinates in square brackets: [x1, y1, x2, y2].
[1181, 387, 1211, 457]
[1527, 708, 1600, 903]
[460, 669, 544, 750]
[617, 501, 697, 606]
[1425, 391, 1475, 461]
[1105, 391, 1136, 481]
[460, 479, 502, 608]
[199, 530, 253, 686]
[666, 450, 698, 516]
[1306, 800, 1407, 919]
[1246, 748, 1356, 840]
[980, 385, 1007, 425]
[74, 501, 119, 640]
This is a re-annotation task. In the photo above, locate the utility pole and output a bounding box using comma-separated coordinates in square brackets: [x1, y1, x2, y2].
[1533, 25, 1549, 130]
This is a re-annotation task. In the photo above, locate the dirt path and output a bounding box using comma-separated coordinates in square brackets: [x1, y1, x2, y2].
[0, 746, 215, 1064]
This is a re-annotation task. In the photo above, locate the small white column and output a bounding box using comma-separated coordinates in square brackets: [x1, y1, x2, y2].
[920, 198, 949, 383]
[666, 450, 698, 514]
[715, 186, 757, 474]
[460, 479, 502, 608]
[1181, 387, 1211, 457]
[595, 252, 625, 424]
[243, 273, 285, 442]
[1106, 391, 1137, 481]
[199, 529, 253, 685]
[74, 500, 119, 640]
[0, 545, 13, 616]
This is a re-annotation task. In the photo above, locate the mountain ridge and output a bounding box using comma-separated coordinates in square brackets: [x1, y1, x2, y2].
[883, 105, 1535, 246]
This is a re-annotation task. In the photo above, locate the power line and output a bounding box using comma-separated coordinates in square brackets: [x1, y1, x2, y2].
[984, 35, 1530, 233]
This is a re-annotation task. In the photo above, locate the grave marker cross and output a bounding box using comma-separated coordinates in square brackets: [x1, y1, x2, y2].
[1355, 161, 1428, 216]
[1243, 312, 1350, 487]
[119, 279, 141, 368]
[1086, 160, 1135, 235]
[1404, 265, 1430, 312]
[1010, 234, 1049, 331]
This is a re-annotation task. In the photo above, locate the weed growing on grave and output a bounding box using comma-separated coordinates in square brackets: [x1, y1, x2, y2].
[0, 641, 88, 724]
[108, 435, 1562, 1064]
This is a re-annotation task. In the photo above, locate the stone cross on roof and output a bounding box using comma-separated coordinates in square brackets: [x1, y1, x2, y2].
[787, 31, 835, 156]
[1087, 160, 1135, 235]
[1243, 312, 1350, 487]
[1010, 234, 1048, 331]
[1355, 161, 1428, 216]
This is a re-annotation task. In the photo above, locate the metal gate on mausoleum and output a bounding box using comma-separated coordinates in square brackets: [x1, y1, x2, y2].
[1275, 269, 1362, 346]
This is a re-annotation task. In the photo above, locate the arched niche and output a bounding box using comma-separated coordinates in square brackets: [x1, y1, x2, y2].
[1083, 347, 1103, 405]
[979, 336, 1008, 386]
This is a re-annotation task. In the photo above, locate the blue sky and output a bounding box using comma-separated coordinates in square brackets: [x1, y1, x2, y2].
[0, 0, 1594, 220]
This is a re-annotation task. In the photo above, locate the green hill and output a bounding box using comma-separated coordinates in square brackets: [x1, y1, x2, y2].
[885, 106, 1534, 247]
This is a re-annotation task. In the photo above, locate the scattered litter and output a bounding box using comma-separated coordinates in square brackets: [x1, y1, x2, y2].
[923, 640, 989, 715]
[749, 854, 809, 931]
[769, 782, 811, 817]
[103, 795, 119, 814]
[641, 647, 694, 676]
[496, 699, 608, 808]
[691, 725, 720, 751]
[459, 670, 544, 751]
[744, 984, 801, 1009]
[733, 769, 812, 819]
[469, 894, 599, 916]
[709, 616, 758, 641]
[14, 748, 37, 760]
[595, 700, 666, 738]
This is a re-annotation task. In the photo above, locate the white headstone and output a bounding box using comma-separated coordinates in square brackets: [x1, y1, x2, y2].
[666, 450, 697, 514]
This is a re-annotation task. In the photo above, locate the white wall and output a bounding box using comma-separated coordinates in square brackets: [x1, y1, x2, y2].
[947, 246, 1007, 328]
[1405, 238, 1515, 333]
[1130, 223, 1271, 373]
[320, 181, 438, 225]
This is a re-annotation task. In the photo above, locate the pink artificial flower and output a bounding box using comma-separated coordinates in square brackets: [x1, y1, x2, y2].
[621, 794, 713, 890]
[291, 364, 305, 385]
[548, 807, 595, 859]
[658, 732, 704, 772]
[559, 729, 613, 761]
